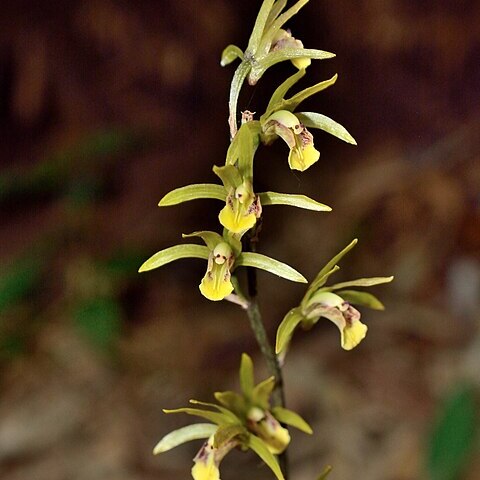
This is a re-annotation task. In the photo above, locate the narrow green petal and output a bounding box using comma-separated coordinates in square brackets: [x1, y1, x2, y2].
[265, 0, 287, 29]
[308, 239, 357, 292]
[328, 276, 394, 290]
[163, 407, 234, 426]
[182, 231, 223, 250]
[213, 424, 247, 448]
[250, 49, 335, 84]
[247, 434, 285, 480]
[282, 74, 338, 112]
[252, 376, 275, 410]
[189, 400, 241, 423]
[153, 423, 217, 454]
[296, 112, 357, 145]
[159, 184, 226, 207]
[139, 245, 209, 272]
[336, 289, 385, 310]
[259, 192, 331, 211]
[213, 165, 242, 189]
[264, 69, 306, 120]
[214, 391, 246, 416]
[271, 406, 313, 434]
[259, 0, 310, 53]
[247, 0, 276, 54]
[275, 307, 304, 354]
[221, 44, 244, 67]
[236, 252, 307, 283]
[302, 265, 340, 308]
[240, 353, 255, 399]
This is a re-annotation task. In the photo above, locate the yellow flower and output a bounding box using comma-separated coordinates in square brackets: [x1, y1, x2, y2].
[199, 242, 235, 301]
[191, 434, 237, 480]
[305, 291, 368, 350]
[218, 182, 261, 234]
[262, 110, 320, 172]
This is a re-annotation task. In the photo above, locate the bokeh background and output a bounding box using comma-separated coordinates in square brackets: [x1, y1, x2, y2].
[1, 1, 479, 479]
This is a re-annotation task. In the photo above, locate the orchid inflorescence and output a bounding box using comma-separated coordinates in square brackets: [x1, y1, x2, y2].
[140, 1, 392, 479]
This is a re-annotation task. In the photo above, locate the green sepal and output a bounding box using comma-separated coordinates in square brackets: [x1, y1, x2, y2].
[237, 123, 255, 179]
[240, 353, 255, 399]
[236, 252, 307, 283]
[302, 265, 340, 308]
[246, 0, 276, 54]
[182, 231, 223, 250]
[229, 61, 252, 136]
[221, 44, 244, 67]
[337, 289, 385, 310]
[158, 184, 226, 207]
[213, 165, 242, 189]
[258, 192, 331, 211]
[213, 424, 247, 448]
[258, 0, 310, 54]
[327, 276, 394, 290]
[153, 423, 217, 454]
[138, 244, 209, 272]
[281, 74, 338, 112]
[214, 391, 247, 416]
[264, 68, 306, 120]
[250, 49, 335, 85]
[265, 0, 287, 30]
[252, 376, 275, 410]
[189, 399, 241, 423]
[162, 407, 234, 426]
[308, 239, 357, 290]
[296, 112, 357, 145]
[275, 307, 305, 354]
[247, 434, 285, 480]
[317, 466, 333, 480]
[271, 406, 313, 434]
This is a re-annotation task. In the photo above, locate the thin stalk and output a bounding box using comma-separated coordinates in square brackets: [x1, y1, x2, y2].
[245, 229, 289, 478]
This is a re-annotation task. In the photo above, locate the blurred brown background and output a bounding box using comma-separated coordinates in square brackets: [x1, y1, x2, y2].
[0, 1, 479, 479]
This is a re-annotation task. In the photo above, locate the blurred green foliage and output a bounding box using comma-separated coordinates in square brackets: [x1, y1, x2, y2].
[72, 297, 123, 352]
[427, 384, 478, 480]
[0, 256, 44, 314]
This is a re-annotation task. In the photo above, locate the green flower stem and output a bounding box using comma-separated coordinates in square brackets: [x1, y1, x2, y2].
[245, 231, 289, 478]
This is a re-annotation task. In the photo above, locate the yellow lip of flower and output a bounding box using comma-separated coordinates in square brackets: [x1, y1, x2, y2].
[199, 243, 235, 301]
[263, 110, 320, 172]
[305, 291, 368, 350]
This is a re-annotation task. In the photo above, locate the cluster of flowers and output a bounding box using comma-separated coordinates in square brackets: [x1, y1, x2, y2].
[140, 1, 393, 479]
[153, 354, 311, 480]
